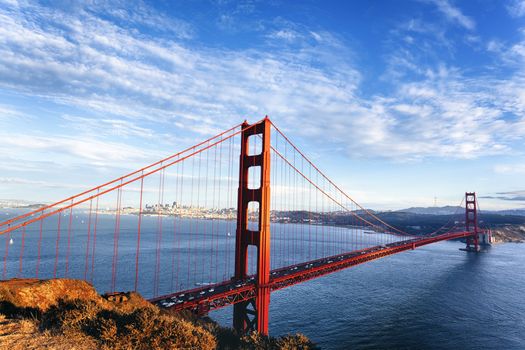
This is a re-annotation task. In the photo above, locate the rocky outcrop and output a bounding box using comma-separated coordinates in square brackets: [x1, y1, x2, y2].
[490, 225, 525, 243]
[0, 278, 104, 312]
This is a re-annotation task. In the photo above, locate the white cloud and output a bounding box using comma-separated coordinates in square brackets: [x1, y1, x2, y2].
[0, 0, 18, 6]
[270, 29, 299, 41]
[0, 0, 524, 169]
[0, 177, 83, 189]
[429, 0, 475, 30]
[487, 39, 504, 53]
[61, 115, 157, 139]
[0, 2, 360, 136]
[494, 164, 525, 175]
[0, 104, 26, 119]
[0, 133, 152, 167]
[295, 59, 525, 161]
[507, 0, 525, 17]
[497, 190, 525, 196]
[0, 177, 47, 185]
[391, 103, 432, 116]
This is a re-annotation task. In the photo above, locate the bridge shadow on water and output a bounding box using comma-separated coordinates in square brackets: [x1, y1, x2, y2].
[355, 251, 479, 350]
[321, 243, 520, 350]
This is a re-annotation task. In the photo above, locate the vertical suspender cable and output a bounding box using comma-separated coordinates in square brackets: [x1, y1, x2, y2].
[83, 200, 93, 280]
[65, 201, 73, 277]
[90, 192, 99, 283]
[135, 175, 144, 292]
[36, 216, 44, 278]
[18, 226, 26, 277]
[53, 212, 62, 278]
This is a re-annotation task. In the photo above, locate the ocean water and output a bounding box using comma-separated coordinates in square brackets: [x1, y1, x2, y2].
[212, 241, 525, 349]
[2, 211, 524, 349]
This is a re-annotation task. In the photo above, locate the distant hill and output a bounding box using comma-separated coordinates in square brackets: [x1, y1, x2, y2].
[396, 206, 525, 217]
[375, 211, 525, 235]
[273, 209, 525, 236]
[396, 206, 462, 215]
[483, 209, 525, 216]
[0, 199, 47, 209]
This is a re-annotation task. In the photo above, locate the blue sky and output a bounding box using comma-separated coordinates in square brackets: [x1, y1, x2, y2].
[0, 0, 524, 210]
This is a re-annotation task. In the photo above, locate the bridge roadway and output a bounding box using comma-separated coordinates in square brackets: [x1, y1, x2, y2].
[150, 231, 474, 314]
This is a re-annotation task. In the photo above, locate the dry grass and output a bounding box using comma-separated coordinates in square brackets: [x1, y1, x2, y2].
[0, 314, 97, 350]
[38, 298, 216, 350]
[238, 332, 319, 350]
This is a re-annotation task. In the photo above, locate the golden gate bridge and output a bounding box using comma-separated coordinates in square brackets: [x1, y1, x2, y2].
[0, 117, 490, 335]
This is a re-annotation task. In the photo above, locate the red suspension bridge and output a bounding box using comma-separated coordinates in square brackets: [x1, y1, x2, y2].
[0, 117, 490, 335]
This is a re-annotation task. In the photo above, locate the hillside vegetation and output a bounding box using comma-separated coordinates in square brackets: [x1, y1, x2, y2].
[0, 279, 318, 350]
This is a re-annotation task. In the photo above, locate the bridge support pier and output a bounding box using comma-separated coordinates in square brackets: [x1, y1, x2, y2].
[233, 118, 272, 335]
[479, 229, 492, 247]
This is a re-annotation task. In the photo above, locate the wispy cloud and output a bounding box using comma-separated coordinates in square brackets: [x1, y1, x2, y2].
[301, 60, 525, 161]
[0, 132, 152, 167]
[497, 190, 525, 196]
[0, 177, 84, 190]
[268, 29, 299, 42]
[0, 0, 524, 169]
[428, 0, 475, 30]
[479, 196, 525, 201]
[61, 115, 158, 139]
[0, 103, 27, 119]
[494, 164, 525, 175]
[507, 0, 525, 17]
[0, 177, 48, 186]
[368, 6, 525, 161]
[480, 190, 525, 201]
[0, 1, 359, 134]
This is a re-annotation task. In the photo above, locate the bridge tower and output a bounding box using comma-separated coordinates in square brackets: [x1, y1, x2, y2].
[233, 118, 272, 335]
[464, 192, 480, 252]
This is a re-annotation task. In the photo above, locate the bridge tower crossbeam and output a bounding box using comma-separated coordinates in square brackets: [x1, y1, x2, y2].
[233, 117, 272, 335]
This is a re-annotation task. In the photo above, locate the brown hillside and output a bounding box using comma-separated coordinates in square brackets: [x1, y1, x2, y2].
[0, 278, 318, 350]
